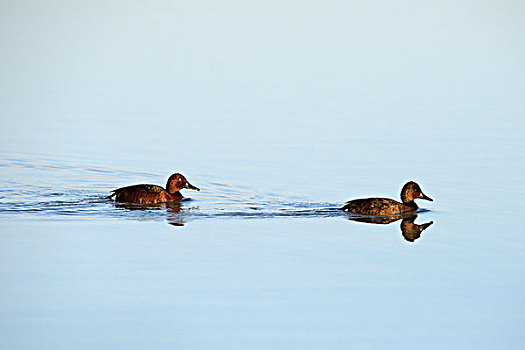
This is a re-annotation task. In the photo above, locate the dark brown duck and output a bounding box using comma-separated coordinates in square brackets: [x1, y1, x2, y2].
[109, 173, 200, 204]
[341, 181, 432, 216]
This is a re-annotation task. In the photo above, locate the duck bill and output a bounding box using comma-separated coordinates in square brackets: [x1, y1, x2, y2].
[419, 192, 433, 201]
[184, 182, 200, 191]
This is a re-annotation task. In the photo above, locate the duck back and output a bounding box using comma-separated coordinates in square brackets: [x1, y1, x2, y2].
[111, 184, 182, 204]
[342, 198, 417, 216]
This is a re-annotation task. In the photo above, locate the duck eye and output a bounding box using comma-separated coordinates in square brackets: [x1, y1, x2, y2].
[179, 178, 182, 182]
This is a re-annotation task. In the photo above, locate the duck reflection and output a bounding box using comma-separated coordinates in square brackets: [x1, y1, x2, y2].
[348, 213, 433, 242]
[112, 201, 188, 226]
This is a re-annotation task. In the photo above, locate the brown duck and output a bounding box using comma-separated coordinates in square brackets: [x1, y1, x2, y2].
[109, 173, 200, 204]
[341, 181, 432, 216]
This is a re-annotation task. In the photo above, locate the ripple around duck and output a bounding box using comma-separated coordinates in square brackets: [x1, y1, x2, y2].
[0, 195, 344, 224]
[0, 156, 347, 223]
[0, 155, 435, 226]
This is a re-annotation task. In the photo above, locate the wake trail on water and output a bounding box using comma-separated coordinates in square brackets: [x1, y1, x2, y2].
[0, 156, 344, 223]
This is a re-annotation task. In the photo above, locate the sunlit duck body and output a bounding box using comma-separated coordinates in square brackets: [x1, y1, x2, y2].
[341, 181, 433, 216]
[109, 173, 200, 204]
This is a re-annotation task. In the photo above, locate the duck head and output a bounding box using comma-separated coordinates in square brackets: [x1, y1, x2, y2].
[400, 181, 432, 204]
[166, 173, 200, 194]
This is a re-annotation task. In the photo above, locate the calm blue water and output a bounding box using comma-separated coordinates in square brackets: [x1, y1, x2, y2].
[1, 1, 525, 349]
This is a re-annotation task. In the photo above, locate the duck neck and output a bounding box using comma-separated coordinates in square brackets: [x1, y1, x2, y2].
[168, 190, 181, 197]
[166, 183, 182, 195]
[404, 200, 419, 209]
[166, 191, 182, 201]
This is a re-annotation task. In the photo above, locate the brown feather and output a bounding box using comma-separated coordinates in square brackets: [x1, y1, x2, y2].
[341, 198, 417, 216]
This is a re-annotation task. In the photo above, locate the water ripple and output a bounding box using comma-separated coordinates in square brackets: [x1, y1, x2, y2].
[0, 156, 343, 224]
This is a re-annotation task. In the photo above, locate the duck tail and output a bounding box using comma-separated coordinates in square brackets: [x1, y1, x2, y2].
[106, 190, 117, 200]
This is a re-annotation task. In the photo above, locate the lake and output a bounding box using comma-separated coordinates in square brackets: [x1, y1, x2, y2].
[1, 1, 524, 349]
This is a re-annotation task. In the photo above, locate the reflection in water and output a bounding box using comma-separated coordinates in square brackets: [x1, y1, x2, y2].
[347, 213, 433, 243]
[111, 200, 340, 226]
[111, 199, 433, 241]
[400, 216, 433, 242]
[113, 201, 189, 226]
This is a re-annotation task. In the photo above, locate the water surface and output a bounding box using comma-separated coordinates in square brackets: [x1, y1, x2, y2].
[1, 1, 524, 349]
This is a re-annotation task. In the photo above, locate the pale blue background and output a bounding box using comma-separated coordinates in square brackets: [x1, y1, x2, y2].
[1, 1, 524, 349]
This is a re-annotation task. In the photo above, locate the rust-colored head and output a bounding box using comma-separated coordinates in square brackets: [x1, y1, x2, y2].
[166, 173, 200, 194]
[400, 181, 433, 203]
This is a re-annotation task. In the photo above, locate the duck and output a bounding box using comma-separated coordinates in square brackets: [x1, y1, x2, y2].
[341, 181, 432, 216]
[109, 173, 200, 204]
